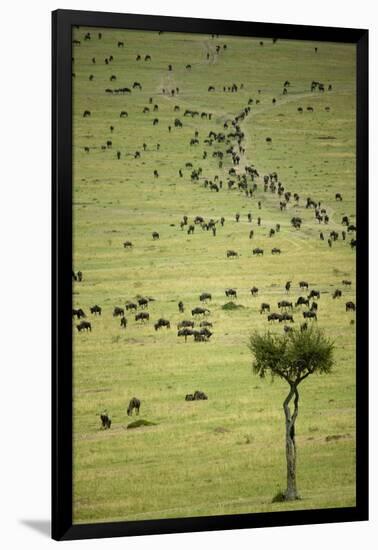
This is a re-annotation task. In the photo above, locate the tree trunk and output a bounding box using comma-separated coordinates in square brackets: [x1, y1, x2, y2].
[283, 385, 300, 500]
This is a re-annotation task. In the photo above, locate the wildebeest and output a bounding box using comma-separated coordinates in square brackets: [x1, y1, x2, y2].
[178, 320, 194, 329]
[303, 311, 317, 320]
[194, 329, 212, 342]
[260, 303, 270, 314]
[345, 301, 356, 312]
[227, 250, 238, 258]
[268, 313, 282, 322]
[77, 270, 83, 282]
[191, 307, 210, 317]
[123, 241, 133, 248]
[137, 297, 149, 308]
[299, 281, 309, 289]
[200, 292, 212, 303]
[127, 397, 141, 416]
[200, 321, 213, 328]
[308, 289, 320, 300]
[72, 308, 86, 319]
[113, 307, 124, 317]
[253, 248, 264, 256]
[335, 193, 343, 201]
[225, 288, 237, 299]
[152, 231, 159, 240]
[178, 328, 194, 341]
[278, 300, 293, 310]
[333, 289, 342, 299]
[280, 313, 294, 323]
[186, 390, 208, 401]
[125, 302, 137, 311]
[100, 411, 111, 429]
[296, 296, 309, 307]
[342, 280, 352, 286]
[83, 110, 91, 117]
[77, 320, 92, 332]
[300, 322, 308, 332]
[154, 318, 171, 330]
[135, 312, 150, 322]
[284, 325, 293, 333]
[120, 317, 127, 328]
[285, 281, 291, 292]
[178, 301, 184, 313]
[271, 248, 281, 255]
[90, 305, 102, 316]
[250, 286, 259, 296]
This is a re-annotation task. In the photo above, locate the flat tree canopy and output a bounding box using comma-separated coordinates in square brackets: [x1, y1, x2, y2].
[248, 327, 334, 500]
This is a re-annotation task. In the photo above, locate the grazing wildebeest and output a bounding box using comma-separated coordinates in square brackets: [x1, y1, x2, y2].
[271, 248, 281, 255]
[269, 228, 275, 238]
[152, 231, 159, 240]
[72, 308, 86, 319]
[135, 312, 150, 322]
[342, 280, 352, 287]
[296, 296, 309, 307]
[186, 390, 208, 401]
[266, 137, 272, 143]
[299, 281, 309, 289]
[260, 303, 270, 314]
[178, 328, 194, 342]
[348, 224, 357, 233]
[118, 41, 124, 47]
[333, 289, 342, 299]
[320, 232, 324, 241]
[308, 289, 320, 300]
[113, 307, 124, 317]
[194, 329, 212, 342]
[253, 248, 264, 256]
[127, 397, 141, 416]
[342, 216, 350, 226]
[132, 81, 142, 90]
[191, 307, 210, 317]
[225, 288, 237, 299]
[187, 224, 195, 235]
[285, 281, 291, 292]
[83, 110, 91, 117]
[310, 302, 318, 312]
[100, 411, 111, 429]
[278, 300, 293, 311]
[268, 313, 282, 322]
[335, 193, 343, 201]
[137, 298, 149, 309]
[350, 239, 357, 249]
[178, 301, 184, 313]
[235, 213, 240, 222]
[153, 170, 159, 178]
[154, 318, 171, 330]
[345, 301, 356, 312]
[303, 311, 317, 321]
[125, 302, 137, 311]
[200, 292, 212, 303]
[227, 250, 238, 258]
[145, 55, 151, 61]
[77, 321, 92, 332]
[119, 317, 127, 328]
[250, 286, 259, 296]
[220, 217, 225, 226]
[280, 313, 294, 323]
[178, 320, 194, 330]
[117, 151, 121, 160]
[200, 321, 213, 328]
[249, 230, 254, 239]
[90, 305, 102, 316]
[120, 110, 128, 118]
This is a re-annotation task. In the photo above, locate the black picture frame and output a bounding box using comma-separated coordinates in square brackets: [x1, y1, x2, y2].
[52, 9, 369, 541]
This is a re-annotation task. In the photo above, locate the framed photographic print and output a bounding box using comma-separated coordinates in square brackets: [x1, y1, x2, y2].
[52, 9, 368, 541]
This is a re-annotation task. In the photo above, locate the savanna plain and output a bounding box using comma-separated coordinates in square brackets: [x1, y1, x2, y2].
[72, 27, 357, 523]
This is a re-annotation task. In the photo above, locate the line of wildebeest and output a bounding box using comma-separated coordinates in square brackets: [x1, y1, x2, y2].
[72, 30, 356, 431]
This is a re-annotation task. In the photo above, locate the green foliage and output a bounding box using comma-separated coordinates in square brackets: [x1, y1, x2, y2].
[221, 302, 245, 311]
[127, 419, 157, 429]
[248, 327, 334, 384]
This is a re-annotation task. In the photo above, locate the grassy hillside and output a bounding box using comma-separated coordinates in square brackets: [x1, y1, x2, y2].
[72, 27, 356, 523]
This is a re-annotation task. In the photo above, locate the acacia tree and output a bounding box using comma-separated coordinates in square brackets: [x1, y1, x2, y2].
[248, 327, 334, 501]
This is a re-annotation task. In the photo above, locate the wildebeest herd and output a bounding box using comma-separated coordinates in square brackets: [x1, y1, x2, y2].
[72, 27, 357, 520]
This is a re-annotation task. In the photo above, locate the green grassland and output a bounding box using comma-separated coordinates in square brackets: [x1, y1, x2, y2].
[72, 27, 356, 523]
